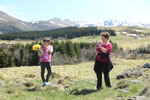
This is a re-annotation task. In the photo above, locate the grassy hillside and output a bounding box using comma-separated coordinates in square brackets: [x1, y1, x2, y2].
[1, 34, 150, 50]
[0, 58, 150, 100]
[69, 34, 150, 50]
[0, 26, 150, 50]
[98, 26, 150, 34]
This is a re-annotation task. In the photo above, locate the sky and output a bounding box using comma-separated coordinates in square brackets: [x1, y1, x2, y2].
[0, 0, 150, 23]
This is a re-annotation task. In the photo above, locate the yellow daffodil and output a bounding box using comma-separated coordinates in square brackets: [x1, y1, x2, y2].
[32, 44, 41, 51]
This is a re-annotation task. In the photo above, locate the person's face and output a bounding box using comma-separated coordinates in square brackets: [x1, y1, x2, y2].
[43, 40, 50, 46]
[101, 36, 107, 42]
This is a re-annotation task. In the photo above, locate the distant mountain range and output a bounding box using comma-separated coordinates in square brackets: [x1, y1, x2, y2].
[0, 10, 150, 34]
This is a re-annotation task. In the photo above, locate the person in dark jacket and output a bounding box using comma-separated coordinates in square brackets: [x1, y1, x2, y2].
[94, 32, 113, 90]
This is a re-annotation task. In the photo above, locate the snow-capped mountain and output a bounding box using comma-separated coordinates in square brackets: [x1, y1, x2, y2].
[0, 10, 150, 34]
[72, 19, 150, 28]
[0, 10, 35, 34]
[28, 18, 72, 30]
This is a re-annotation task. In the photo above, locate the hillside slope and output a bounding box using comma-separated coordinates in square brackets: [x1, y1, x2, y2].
[0, 58, 150, 100]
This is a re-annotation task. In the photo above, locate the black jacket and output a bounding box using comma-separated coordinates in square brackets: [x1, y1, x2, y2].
[94, 53, 113, 73]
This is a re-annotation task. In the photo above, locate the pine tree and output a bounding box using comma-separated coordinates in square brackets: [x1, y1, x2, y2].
[74, 43, 81, 59]
[65, 41, 76, 58]
[0, 52, 8, 68]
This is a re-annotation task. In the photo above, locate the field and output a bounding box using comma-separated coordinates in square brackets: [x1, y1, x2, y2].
[1, 26, 150, 50]
[70, 34, 150, 50]
[1, 34, 150, 50]
[0, 40, 35, 45]
[97, 26, 150, 33]
[0, 58, 150, 100]
[0, 27, 150, 100]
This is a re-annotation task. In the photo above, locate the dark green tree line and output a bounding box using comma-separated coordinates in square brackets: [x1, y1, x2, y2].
[0, 27, 116, 40]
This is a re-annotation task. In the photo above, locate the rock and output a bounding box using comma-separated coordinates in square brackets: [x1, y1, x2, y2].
[139, 86, 150, 97]
[116, 74, 127, 79]
[116, 68, 143, 79]
[23, 82, 34, 87]
[57, 79, 64, 84]
[0, 80, 5, 86]
[129, 80, 142, 83]
[6, 90, 15, 94]
[64, 85, 70, 90]
[117, 89, 130, 93]
[143, 63, 150, 68]
[115, 81, 129, 89]
[27, 86, 38, 91]
[127, 96, 150, 100]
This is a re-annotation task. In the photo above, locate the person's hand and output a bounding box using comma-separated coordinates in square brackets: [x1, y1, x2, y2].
[44, 44, 48, 50]
[95, 41, 98, 46]
[37, 47, 40, 51]
[96, 42, 102, 48]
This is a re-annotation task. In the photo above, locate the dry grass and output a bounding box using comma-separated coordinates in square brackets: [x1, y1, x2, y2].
[0, 57, 150, 100]
[69, 34, 150, 50]
[0, 40, 35, 45]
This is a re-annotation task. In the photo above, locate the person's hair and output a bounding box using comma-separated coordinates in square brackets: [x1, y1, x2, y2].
[100, 32, 110, 40]
[43, 37, 50, 44]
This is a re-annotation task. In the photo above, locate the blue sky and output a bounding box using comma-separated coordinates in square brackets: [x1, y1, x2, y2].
[0, 0, 150, 23]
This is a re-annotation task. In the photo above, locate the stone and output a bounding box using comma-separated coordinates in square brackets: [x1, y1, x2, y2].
[129, 80, 142, 83]
[143, 63, 150, 68]
[117, 89, 130, 93]
[27, 86, 37, 91]
[127, 96, 150, 100]
[64, 85, 70, 90]
[23, 82, 34, 87]
[116, 68, 143, 79]
[115, 81, 129, 89]
[139, 86, 150, 97]
[57, 79, 64, 84]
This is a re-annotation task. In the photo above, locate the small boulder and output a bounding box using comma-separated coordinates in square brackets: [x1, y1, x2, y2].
[57, 79, 64, 84]
[129, 80, 142, 83]
[139, 86, 150, 97]
[115, 81, 129, 89]
[64, 85, 70, 90]
[127, 96, 150, 100]
[27, 86, 37, 91]
[117, 89, 130, 93]
[6, 90, 15, 94]
[23, 82, 34, 87]
[143, 63, 150, 68]
[116, 68, 143, 79]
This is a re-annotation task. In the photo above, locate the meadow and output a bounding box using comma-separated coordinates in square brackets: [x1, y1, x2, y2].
[0, 58, 150, 100]
[1, 34, 150, 50]
[0, 27, 150, 100]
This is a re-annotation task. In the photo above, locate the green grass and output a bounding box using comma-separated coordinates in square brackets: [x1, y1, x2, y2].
[68, 34, 150, 50]
[1, 26, 150, 50]
[98, 26, 150, 34]
[0, 58, 150, 100]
